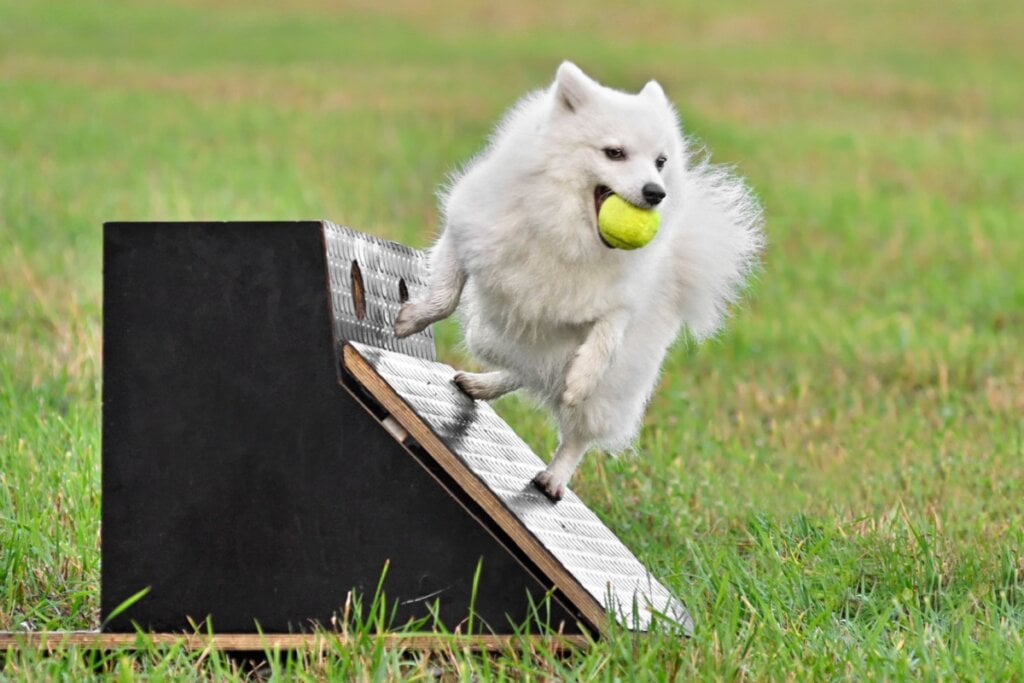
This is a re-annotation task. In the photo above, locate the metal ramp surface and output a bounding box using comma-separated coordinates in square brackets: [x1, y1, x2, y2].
[329, 222, 691, 634]
[343, 343, 691, 633]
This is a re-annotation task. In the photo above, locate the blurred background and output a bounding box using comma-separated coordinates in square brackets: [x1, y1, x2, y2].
[1, 0, 1022, 655]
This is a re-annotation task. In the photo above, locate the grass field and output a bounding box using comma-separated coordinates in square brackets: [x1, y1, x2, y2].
[2, 0, 1023, 678]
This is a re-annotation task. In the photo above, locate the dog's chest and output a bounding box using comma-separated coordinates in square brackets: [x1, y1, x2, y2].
[466, 241, 640, 325]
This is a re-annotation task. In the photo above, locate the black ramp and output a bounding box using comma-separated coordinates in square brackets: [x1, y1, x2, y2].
[102, 220, 690, 637]
[102, 222, 583, 633]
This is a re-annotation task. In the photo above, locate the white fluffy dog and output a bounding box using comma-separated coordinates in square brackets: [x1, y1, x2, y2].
[395, 62, 764, 501]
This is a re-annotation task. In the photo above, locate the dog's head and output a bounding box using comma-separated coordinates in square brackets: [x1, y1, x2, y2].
[544, 62, 685, 245]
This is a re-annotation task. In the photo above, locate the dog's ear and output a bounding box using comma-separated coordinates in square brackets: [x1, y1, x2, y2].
[640, 79, 667, 103]
[553, 61, 595, 113]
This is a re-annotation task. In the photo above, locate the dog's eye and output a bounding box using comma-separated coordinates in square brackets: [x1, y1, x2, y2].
[603, 147, 626, 161]
[655, 155, 667, 171]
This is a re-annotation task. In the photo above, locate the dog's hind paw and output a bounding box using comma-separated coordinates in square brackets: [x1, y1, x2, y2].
[532, 470, 565, 502]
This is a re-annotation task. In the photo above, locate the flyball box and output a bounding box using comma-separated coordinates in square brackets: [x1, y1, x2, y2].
[99, 221, 691, 639]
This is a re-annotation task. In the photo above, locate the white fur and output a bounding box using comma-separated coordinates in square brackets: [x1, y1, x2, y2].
[395, 62, 764, 500]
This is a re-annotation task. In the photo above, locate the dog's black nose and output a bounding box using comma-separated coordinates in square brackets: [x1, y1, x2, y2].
[642, 183, 666, 206]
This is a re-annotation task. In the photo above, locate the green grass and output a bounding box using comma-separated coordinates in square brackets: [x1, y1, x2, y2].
[2, 0, 1022, 678]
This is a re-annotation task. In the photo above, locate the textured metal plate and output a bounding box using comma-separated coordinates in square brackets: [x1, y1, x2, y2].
[323, 222, 435, 360]
[348, 342, 692, 633]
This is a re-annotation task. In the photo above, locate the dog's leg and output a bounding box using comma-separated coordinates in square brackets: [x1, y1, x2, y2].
[394, 232, 466, 338]
[454, 370, 522, 401]
[562, 310, 629, 407]
[532, 433, 588, 502]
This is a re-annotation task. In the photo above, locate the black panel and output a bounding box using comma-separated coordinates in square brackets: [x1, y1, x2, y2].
[101, 222, 581, 634]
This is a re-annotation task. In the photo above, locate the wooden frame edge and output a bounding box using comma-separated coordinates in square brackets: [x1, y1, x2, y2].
[337, 377, 593, 635]
[342, 343, 610, 634]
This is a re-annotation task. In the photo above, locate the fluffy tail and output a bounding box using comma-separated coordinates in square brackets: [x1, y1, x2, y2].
[671, 152, 766, 341]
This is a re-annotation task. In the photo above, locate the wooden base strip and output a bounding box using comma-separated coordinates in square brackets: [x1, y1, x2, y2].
[0, 631, 589, 652]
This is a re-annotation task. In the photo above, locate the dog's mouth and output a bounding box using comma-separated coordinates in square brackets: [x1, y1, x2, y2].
[594, 185, 615, 248]
[594, 185, 614, 215]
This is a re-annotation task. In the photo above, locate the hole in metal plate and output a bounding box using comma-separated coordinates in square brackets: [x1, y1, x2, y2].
[350, 260, 366, 320]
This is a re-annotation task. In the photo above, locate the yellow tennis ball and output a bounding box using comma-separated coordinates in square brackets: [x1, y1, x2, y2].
[598, 195, 661, 250]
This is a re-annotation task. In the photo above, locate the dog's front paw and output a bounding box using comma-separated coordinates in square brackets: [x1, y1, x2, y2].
[561, 386, 583, 408]
[394, 302, 430, 338]
[561, 376, 594, 408]
[454, 372, 487, 401]
[562, 356, 599, 408]
[532, 469, 566, 502]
